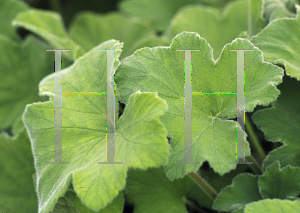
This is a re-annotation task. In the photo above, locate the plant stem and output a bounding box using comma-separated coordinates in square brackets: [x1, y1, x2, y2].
[246, 155, 263, 175]
[188, 172, 217, 199]
[245, 114, 266, 161]
[182, 196, 208, 213]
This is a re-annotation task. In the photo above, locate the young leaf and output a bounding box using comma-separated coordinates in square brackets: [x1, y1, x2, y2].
[251, 5, 300, 80]
[244, 199, 300, 213]
[258, 161, 300, 199]
[0, 129, 37, 212]
[164, 0, 264, 59]
[252, 76, 300, 170]
[212, 173, 262, 212]
[115, 32, 283, 179]
[23, 40, 169, 213]
[68, 12, 158, 59]
[13, 9, 84, 61]
[0, 35, 52, 130]
[0, 0, 28, 41]
[124, 167, 194, 213]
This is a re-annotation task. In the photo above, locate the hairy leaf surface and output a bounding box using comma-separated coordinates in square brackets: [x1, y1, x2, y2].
[23, 40, 169, 213]
[244, 199, 300, 213]
[115, 32, 283, 179]
[165, 0, 264, 59]
[251, 5, 300, 80]
[13, 9, 84, 61]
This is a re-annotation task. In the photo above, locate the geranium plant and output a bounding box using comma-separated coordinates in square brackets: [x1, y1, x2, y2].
[0, 0, 300, 213]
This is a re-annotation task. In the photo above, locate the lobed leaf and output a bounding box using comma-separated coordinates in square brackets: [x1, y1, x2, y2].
[251, 5, 300, 80]
[164, 0, 264, 59]
[258, 161, 300, 199]
[115, 32, 283, 179]
[23, 40, 169, 213]
[13, 9, 84, 61]
[252, 76, 300, 170]
[212, 173, 262, 212]
[68, 12, 159, 59]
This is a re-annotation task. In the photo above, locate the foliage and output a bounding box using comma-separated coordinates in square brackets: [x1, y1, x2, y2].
[0, 0, 300, 212]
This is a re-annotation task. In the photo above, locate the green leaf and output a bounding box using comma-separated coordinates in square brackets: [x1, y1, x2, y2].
[248, 0, 265, 37]
[251, 5, 300, 80]
[263, 0, 297, 23]
[258, 161, 300, 199]
[51, 185, 124, 213]
[73, 191, 124, 213]
[115, 32, 283, 179]
[23, 40, 169, 213]
[68, 12, 158, 59]
[0, 35, 52, 130]
[13, 9, 84, 61]
[0, 0, 28, 41]
[212, 173, 262, 212]
[0, 129, 37, 212]
[119, 0, 240, 32]
[124, 166, 193, 213]
[119, 0, 199, 32]
[164, 0, 264, 59]
[252, 76, 300, 170]
[244, 199, 300, 213]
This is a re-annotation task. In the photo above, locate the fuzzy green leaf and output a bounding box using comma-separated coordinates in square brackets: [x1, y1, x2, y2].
[115, 32, 283, 179]
[13, 9, 84, 61]
[244, 199, 300, 213]
[251, 5, 300, 80]
[68, 12, 159, 59]
[165, 0, 264, 59]
[23, 40, 169, 213]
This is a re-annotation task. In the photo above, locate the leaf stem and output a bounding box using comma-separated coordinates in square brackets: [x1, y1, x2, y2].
[188, 172, 217, 199]
[246, 155, 263, 175]
[245, 114, 266, 161]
